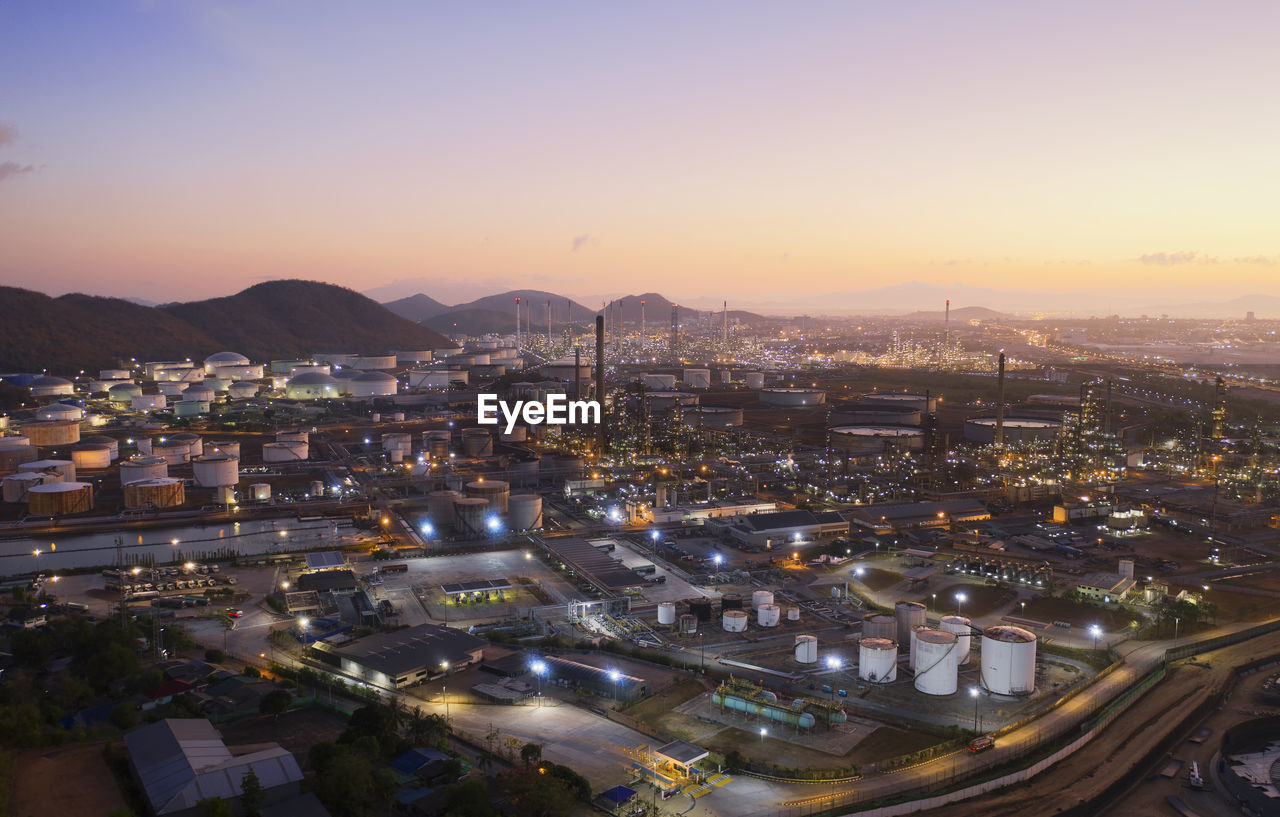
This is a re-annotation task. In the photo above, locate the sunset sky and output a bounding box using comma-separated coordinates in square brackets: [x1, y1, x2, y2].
[1, 1, 1278, 310]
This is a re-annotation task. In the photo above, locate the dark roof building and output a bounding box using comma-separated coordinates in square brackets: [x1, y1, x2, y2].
[296, 569, 357, 593]
[327, 623, 485, 690]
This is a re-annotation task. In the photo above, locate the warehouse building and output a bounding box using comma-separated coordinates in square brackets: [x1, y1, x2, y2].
[722, 509, 849, 549]
[330, 623, 486, 690]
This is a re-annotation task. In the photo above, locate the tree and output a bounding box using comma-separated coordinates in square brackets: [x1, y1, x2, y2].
[198, 797, 234, 817]
[724, 749, 746, 770]
[242, 665, 261, 678]
[499, 767, 576, 817]
[520, 742, 543, 767]
[109, 702, 139, 730]
[204, 649, 226, 663]
[240, 769, 264, 817]
[259, 689, 293, 718]
[444, 778, 500, 817]
[543, 763, 590, 802]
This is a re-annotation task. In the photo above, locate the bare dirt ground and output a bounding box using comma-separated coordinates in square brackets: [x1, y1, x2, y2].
[218, 706, 349, 770]
[1022, 596, 1140, 630]
[11, 742, 126, 817]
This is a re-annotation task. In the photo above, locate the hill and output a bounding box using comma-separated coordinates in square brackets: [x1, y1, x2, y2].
[424, 308, 519, 337]
[896, 305, 1009, 322]
[452, 290, 593, 324]
[383, 293, 452, 322]
[0, 281, 452, 374]
[608, 293, 772, 326]
[0, 287, 220, 373]
[161, 281, 452, 360]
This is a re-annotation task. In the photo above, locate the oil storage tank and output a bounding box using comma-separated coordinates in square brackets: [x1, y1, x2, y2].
[757, 604, 781, 627]
[453, 496, 490, 537]
[152, 440, 191, 465]
[895, 601, 927, 646]
[123, 477, 185, 510]
[794, 635, 818, 664]
[981, 626, 1037, 695]
[913, 629, 959, 695]
[858, 638, 898, 683]
[193, 455, 239, 488]
[20, 459, 76, 481]
[940, 615, 973, 664]
[722, 609, 748, 632]
[427, 490, 460, 525]
[23, 420, 80, 447]
[863, 613, 896, 640]
[759, 387, 825, 406]
[752, 590, 775, 608]
[465, 479, 510, 514]
[263, 441, 308, 462]
[119, 455, 168, 485]
[657, 602, 677, 627]
[28, 481, 94, 515]
[461, 428, 493, 457]
[508, 494, 543, 529]
[71, 444, 112, 470]
[83, 435, 120, 461]
[3, 472, 50, 503]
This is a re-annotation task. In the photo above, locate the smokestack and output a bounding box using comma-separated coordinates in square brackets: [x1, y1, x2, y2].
[640, 299, 646, 337]
[514, 296, 521, 352]
[596, 314, 606, 454]
[670, 304, 679, 361]
[723, 300, 728, 346]
[944, 299, 951, 353]
[995, 351, 1006, 448]
[1105, 379, 1112, 437]
[547, 299, 552, 346]
[574, 346, 582, 401]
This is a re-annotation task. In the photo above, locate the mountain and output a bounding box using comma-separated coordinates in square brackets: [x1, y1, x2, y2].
[384, 293, 452, 322]
[0, 287, 220, 373]
[0, 280, 452, 374]
[161, 281, 452, 360]
[424, 308, 518, 337]
[452, 290, 593, 324]
[895, 305, 1010, 322]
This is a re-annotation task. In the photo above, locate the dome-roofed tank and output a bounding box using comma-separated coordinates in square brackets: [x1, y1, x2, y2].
[349, 370, 399, 397]
[29, 376, 75, 397]
[204, 351, 250, 372]
[285, 372, 340, 399]
[981, 626, 1037, 695]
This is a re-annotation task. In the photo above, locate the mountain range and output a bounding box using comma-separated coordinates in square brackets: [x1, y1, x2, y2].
[0, 280, 451, 374]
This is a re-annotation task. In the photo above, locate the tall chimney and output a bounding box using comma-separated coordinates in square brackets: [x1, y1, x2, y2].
[722, 300, 728, 346]
[995, 351, 1006, 448]
[640, 299, 646, 337]
[547, 299, 552, 346]
[574, 346, 582, 401]
[514, 296, 521, 352]
[670, 304, 679, 361]
[944, 299, 951, 353]
[595, 314, 606, 454]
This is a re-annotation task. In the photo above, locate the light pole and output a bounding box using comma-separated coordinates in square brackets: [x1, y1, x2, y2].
[969, 686, 980, 732]
[699, 632, 705, 672]
[441, 661, 450, 725]
[1089, 624, 1101, 650]
[930, 592, 936, 611]
[955, 592, 967, 616]
[825, 656, 842, 709]
[759, 727, 767, 743]
[608, 669, 621, 706]
[531, 659, 546, 707]
[1174, 616, 1180, 641]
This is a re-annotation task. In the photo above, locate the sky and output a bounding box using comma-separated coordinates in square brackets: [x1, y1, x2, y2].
[1, 1, 1279, 312]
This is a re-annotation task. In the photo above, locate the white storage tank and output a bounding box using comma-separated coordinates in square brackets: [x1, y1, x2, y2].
[227, 381, 259, 399]
[276, 430, 309, 444]
[757, 603, 781, 627]
[203, 351, 250, 373]
[382, 433, 412, 455]
[183, 384, 216, 402]
[895, 601, 928, 646]
[263, 441, 308, 462]
[350, 371, 399, 397]
[0, 443, 37, 473]
[23, 420, 81, 447]
[759, 387, 826, 406]
[940, 615, 973, 665]
[642, 373, 677, 390]
[100, 368, 131, 380]
[120, 455, 168, 484]
[981, 626, 1038, 695]
[657, 602, 677, 626]
[193, 455, 239, 488]
[722, 609, 748, 633]
[465, 479, 510, 514]
[284, 372, 340, 399]
[130, 393, 167, 411]
[752, 590, 775, 609]
[858, 638, 898, 683]
[500, 425, 528, 442]
[152, 440, 191, 465]
[0, 435, 29, 449]
[795, 635, 818, 664]
[352, 355, 397, 370]
[646, 392, 699, 412]
[170, 433, 204, 458]
[508, 494, 543, 530]
[863, 613, 896, 641]
[71, 444, 112, 470]
[20, 459, 76, 481]
[744, 372, 765, 390]
[157, 382, 188, 397]
[30, 376, 75, 397]
[428, 490, 460, 525]
[36, 403, 83, 422]
[174, 400, 210, 417]
[461, 428, 493, 457]
[453, 496, 490, 537]
[786, 606, 801, 622]
[396, 350, 433, 364]
[3, 472, 48, 503]
[205, 440, 240, 458]
[83, 435, 120, 461]
[861, 392, 938, 414]
[250, 483, 272, 501]
[913, 629, 960, 696]
[908, 624, 929, 670]
[683, 368, 711, 389]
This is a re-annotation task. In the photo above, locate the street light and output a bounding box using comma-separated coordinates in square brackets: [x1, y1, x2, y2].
[969, 686, 980, 732]
[608, 669, 621, 704]
[530, 659, 547, 707]
[441, 661, 450, 724]
[955, 592, 967, 615]
[825, 656, 842, 705]
[759, 727, 767, 742]
[1089, 624, 1102, 650]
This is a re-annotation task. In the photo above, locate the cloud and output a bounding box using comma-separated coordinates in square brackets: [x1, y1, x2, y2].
[0, 123, 15, 146]
[1234, 256, 1277, 266]
[0, 161, 35, 182]
[571, 234, 597, 252]
[1138, 251, 1201, 266]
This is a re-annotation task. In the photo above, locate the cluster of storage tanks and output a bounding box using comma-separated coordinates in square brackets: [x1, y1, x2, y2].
[653, 590, 804, 635]
[855, 602, 1037, 696]
[425, 479, 544, 536]
[825, 393, 935, 459]
[949, 555, 1051, 586]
